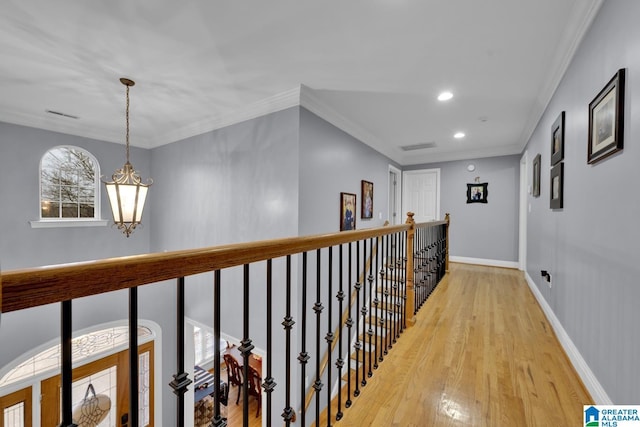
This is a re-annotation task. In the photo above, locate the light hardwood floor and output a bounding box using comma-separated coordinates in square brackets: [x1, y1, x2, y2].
[329, 263, 592, 426]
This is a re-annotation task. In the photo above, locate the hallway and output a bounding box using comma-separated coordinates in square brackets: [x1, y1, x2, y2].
[331, 263, 591, 426]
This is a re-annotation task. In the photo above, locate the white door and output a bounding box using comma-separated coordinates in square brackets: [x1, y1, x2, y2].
[402, 169, 440, 222]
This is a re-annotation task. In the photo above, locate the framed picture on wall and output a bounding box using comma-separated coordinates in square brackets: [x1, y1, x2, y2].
[340, 192, 356, 231]
[361, 180, 373, 219]
[466, 183, 488, 204]
[588, 68, 625, 164]
[550, 163, 564, 209]
[551, 111, 565, 166]
[532, 154, 541, 197]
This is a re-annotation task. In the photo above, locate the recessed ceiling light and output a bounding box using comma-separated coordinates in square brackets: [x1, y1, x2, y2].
[454, 132, 465, 139]
[437, 91, 453, 101]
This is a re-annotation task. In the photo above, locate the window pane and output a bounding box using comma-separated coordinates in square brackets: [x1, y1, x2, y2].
[40, 147, 98, 219]
[42, 201, 59, 218]
[3, 402, 25, 427]
[61, 203, 78, 218]
[139, 351, 150, 426]
[79, 204, 94, 218]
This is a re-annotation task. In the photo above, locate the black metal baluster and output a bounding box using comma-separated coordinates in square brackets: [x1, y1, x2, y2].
[392, 232, 400, 344]
[212, 271, 226, 427]
[367, 238, 374, 378]
[129, 287, 139, 427]
[282, 256, 295, 426]
[169, 277, 192, 427]
[60, 300, 76, 427]
[239, 264, 254, 427]
[336, 244, 345, 420]
[345, 243, 354, 407]
[299, 253, 309, 426]
[353, 241, 361, 397]
[374, 236, 381, 367]
[398, 233, 408, 338]
[360, 239, 367, 387]
[382, 234, 390, 357]
[326, 247, 335, 424]
[264, 260, 276, 427]
[313, 249, 323, 426]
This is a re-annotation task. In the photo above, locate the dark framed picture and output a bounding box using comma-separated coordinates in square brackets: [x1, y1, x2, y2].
[588, 68, 625, 164]
[532, 154, 541, 197]
[361, 180, 373, 219]
[340, 192, 356, 231]
[466, 183, 488, 204]
[551, 111, 565, 166]
[550, 163, 564, 209]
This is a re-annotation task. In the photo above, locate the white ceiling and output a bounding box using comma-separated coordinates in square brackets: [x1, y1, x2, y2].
[0, 0, 603, 165]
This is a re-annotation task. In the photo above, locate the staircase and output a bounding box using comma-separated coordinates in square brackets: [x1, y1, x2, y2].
[313, 260, 407, 426]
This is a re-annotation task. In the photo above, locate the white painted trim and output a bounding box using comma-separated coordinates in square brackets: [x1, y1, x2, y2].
[155, 87, 302, 147]
[30, 219, 109, 228]
[450, 256, 519, 269]
[388, 164, 402, 225]
[523, 271, 612, 404]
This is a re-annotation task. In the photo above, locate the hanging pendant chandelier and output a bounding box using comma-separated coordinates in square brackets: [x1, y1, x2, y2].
[103, 78, 152, 237]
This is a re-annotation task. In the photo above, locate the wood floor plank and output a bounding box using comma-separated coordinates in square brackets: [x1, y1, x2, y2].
[330, 263, 592, 426]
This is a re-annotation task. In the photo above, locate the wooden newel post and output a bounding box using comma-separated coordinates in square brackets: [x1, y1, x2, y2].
[405, 212, 416, 327]
[445, 213, 450, 273]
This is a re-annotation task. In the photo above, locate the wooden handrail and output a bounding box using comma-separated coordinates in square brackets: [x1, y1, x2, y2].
[0, 225, 410, 314]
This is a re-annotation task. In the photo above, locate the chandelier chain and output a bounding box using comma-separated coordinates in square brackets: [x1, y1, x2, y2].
[125, 84, 130, 164]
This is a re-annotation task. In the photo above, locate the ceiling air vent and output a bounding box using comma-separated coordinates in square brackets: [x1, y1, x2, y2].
[46, 110, 79, 119]
[399, 142, 436, 151]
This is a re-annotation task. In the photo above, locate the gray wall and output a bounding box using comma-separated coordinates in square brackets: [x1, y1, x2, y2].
[298, 108, 395, 235]
[0, 122, 151, 365]
[149, 106, 300, 425]
[0, 122, 156, 414]
[405, 155, 520, 263]
[524, 0, 640, 403]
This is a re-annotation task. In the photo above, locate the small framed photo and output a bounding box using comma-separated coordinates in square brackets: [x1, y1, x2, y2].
[466, 183, 488, 204]
[361, 180, 373, 219]
[550, 163, 564, 209]
[588, 68, 625, 164]
[532, 154, 541, 197]
[340, 192, 356, 231]
[551, 111, 565, 166]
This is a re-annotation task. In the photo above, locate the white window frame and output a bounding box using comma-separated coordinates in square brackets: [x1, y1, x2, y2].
[30, 145, 107, 228]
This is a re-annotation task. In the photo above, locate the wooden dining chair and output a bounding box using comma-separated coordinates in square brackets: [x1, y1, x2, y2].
[223, 354, 243, 405]
[246, 365, 262, 418]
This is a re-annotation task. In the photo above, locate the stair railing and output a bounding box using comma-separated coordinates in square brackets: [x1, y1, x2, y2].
[0, 212, 449, 427]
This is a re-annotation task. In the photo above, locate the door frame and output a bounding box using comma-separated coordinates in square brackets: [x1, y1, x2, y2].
[388, 165, 402, 225]
[0, 387, 32, 427]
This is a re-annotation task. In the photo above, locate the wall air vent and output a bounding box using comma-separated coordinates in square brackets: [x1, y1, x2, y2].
[399, 142, 436, 151]
[46, 110, 79, 119]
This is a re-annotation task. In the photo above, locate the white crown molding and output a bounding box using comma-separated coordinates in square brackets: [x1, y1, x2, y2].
[402, 144, 523, 166]
[523, 271, 612, 404]
[299, 85, 402, 163]
[152, 87, 302, 147]
[516, 0, 605, 153]
[0, 110, 126, 146]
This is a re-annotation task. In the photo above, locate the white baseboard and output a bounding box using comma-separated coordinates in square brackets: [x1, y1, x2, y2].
[450, 256, 519, 269]
[524, 272, 612, 404]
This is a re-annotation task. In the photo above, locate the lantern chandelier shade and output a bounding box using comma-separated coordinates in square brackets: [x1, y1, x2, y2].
[102, 78, 152, 237]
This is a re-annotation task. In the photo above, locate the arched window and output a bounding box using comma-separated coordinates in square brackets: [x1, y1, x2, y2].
[40, 146, 100, 219]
